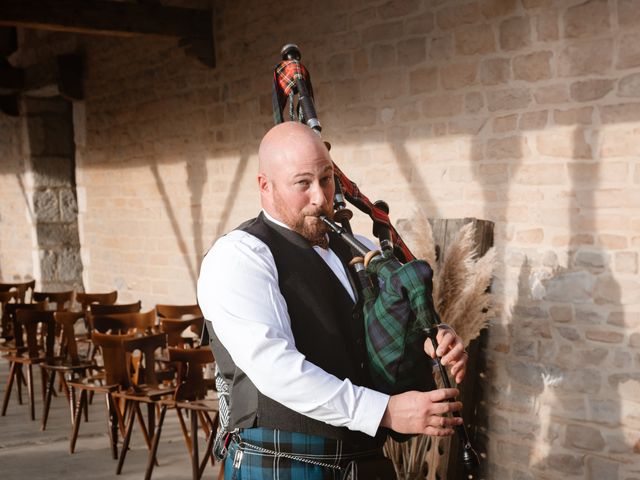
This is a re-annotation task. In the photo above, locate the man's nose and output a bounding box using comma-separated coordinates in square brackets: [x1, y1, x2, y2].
[309, 182, 327, 206]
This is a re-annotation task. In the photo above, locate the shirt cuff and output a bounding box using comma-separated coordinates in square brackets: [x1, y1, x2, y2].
[353, 388, 390, 437]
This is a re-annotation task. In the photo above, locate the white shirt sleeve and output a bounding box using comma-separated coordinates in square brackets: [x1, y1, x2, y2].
[197, 230, 389, 437]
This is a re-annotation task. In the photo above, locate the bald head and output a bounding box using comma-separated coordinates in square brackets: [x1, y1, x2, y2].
[256, 122, 335, 242]
[258, 122, 330, 178]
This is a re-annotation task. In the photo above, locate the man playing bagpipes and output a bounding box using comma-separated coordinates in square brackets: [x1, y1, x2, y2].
[197, 121, 469, 480]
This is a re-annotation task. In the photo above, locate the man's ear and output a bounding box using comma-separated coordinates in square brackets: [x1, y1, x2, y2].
[258, 173, 270, 194]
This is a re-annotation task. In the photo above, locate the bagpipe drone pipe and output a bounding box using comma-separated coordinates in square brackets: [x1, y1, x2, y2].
[271, 43, 479, 472]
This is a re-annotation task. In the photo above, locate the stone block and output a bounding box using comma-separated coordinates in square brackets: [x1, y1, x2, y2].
[585, 329, 625, 344]
[487, 87, 532, 112]
[58, 248, 84, 282]
[615, 251, 638, 273]
[558, 39, 613, 77]
[422, 93, 463, 118]
[535, 84, 569, 104]
[600, 103, 640, 124]
[370, 44, 396, 69]
[428, 34, 453, 61]
[557, 326, 581, 341]
[436, 3, 479, 30]
[598, 233, 629, 249]
[59, 189, 78, 223]
[376, 0, 421, 19]
[512, 164, 566, 185]
[536, 129, 592, 159]
[618, 0, 640, 28]
[513, 51, 552, 82]
[493, 114, 517, 132]
[544, 270, 595, 303]
[630, 332, 640, 348]
[505, 359, 544, 390]
[481, 0, 518, 19]
[487, 135, 528, 159]
[40, 250, 58, 282]
[31, 156, 73, 188]
[465, 91, 484, 114]
[34, 189, 60, 222]
[397, 38, 426, 67]
[554, 106, 593, 125]
[536, 10, 559, 41]
[480, 57, 511, 86]
[587, 397, 621, 426]
[36, 223, 80, 247]
[617, 32, 640, 68]
[409, 66, 438, 94]
[519, 110, 548, 130]
[570, 79, 615, 102]
[499, 16, 531, 51]
[564, 0, 610, 39]
[565, 424, 605, 451]
[575, 250, 607, 269]
[550, 305, 573, 323]
[586, 456, 619, 479]
[440, 62, 478, 90]
[405, 12, 435, 36]
[600, 128, 640, 157]
[455, 25, 496, 55]
[618, 72, 640, 97]
[362, 21, 404, 44]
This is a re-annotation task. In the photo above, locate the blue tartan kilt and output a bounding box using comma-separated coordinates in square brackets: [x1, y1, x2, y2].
[224, 428, 391, 480]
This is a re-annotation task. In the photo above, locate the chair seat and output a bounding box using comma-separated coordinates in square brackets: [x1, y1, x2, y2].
[43, 359, 96, 372]
[116, 385, 175, 402]
[174, 398, 219, 412]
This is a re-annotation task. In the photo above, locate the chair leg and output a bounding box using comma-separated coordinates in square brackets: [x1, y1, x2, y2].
[1, 361, 17, 416]
[199, 421, 217, 480]
[41, 369, 56, 431]
[27, 364, 35, 421]
[106, 393, 119, 460]
[16, 363, 24, 405]
[191, 409, 199, 480]
[144, 405, 167, 480]
[70, 389, 87, 454]
[117, 401, 135, 475]
[176, 407, 192, 456]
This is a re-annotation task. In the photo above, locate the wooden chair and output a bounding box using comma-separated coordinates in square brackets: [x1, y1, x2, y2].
[146, 347, 219, 480]
[40, 311, 98, 431]
[32, 290, 75, 312]
[92, 309, 157, 336]
[160, 317, 204, 349]
[112, 332, 175, 475]
[156, 304, 202, 319]
[0, 301, 48, 415]
[68, 331, 135, 458]
[0, 290, 20, 342]
[1, 308, 56, 420]
[0, 279, 36, 303]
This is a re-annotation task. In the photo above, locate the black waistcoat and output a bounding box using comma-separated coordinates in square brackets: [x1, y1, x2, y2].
[208, 213, 384, 447]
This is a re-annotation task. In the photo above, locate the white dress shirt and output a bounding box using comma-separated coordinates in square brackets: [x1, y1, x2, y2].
[197, 212, 389, 437]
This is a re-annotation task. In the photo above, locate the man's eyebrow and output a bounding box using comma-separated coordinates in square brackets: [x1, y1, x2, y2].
[292, 166, 333, 178]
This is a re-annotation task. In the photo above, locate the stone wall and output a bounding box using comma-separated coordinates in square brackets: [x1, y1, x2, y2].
[0, 112, 35, 281]
[2, 0, 640, 478]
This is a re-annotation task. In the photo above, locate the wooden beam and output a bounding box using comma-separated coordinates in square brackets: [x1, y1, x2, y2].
[0, 54, 83, 100]
[0, 0, 215, 67]
[0, 0, 210, 39]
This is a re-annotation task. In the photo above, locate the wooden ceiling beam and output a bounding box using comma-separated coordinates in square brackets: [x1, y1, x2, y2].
[0, 0, 210, 39]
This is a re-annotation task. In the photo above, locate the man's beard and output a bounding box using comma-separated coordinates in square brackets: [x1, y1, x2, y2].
[272, 191, 332, 246]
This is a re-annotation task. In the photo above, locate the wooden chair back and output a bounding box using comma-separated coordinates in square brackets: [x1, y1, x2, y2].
[122, 333, 168, 389]
[0, 279, 36, 303]
[3, 301, 48, 347]
[53, 311, 86, 365]
[168, 347, 214, 401]
[92, 309, 157, 335]
[33, 290, 75, 312]
[90, 331, 136, 387]
[75, 290, 118, 312]
[1, 290, 20, 338]
[89, 301, 141, 316]
[156, 304, 202, 319]
[17, 309, 56, 361]
[159, 317, 204, 348]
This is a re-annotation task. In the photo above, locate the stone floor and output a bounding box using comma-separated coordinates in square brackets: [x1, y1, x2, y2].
[0, 360, 221, 480]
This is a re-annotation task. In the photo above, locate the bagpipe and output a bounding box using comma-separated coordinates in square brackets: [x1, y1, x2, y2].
[272, 44, 479, 471]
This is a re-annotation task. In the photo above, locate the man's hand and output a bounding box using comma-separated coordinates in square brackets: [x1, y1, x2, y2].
[423, 324, 467, 384]
[380, 389, 463, 436]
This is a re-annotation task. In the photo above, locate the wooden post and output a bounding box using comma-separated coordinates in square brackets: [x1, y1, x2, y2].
[426, 217, 494, 480]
